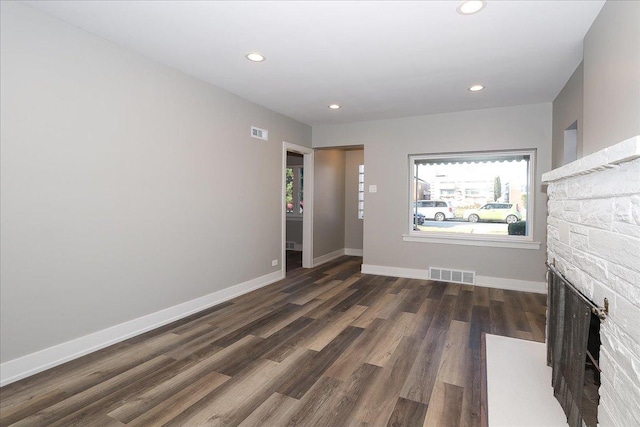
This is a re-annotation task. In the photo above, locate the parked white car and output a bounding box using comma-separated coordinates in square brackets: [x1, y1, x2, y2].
[463, 203, 522, 224]
[413, 200, 455, 221]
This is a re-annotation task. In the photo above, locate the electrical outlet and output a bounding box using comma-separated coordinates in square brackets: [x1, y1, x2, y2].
[272, 259, 278, 267]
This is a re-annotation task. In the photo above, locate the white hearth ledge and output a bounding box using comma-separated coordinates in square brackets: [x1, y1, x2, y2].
[542, 135, 640, 183]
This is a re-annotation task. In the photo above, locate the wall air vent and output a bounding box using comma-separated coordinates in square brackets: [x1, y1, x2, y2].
[251, 126, 268, 141]
[429, 267, 475, 285]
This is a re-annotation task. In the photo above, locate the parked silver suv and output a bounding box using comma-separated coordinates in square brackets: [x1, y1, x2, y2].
[413, 200, 455, 221]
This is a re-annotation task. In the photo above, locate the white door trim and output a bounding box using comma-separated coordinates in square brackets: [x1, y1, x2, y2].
[283, 142, 314, 272]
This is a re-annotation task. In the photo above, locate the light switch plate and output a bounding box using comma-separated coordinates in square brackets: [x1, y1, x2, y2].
[369, 185, 377, 193]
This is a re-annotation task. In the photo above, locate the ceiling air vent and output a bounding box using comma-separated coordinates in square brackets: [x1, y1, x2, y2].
[251, 126, 268, 141]
[429, 266, 475, 285]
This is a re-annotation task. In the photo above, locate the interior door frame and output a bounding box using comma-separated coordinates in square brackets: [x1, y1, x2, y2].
[282, 142, 314, 272]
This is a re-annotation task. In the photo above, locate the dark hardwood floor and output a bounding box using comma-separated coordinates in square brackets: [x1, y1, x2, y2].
[286, 250, 302, 272]
[0, 256, 547, 426]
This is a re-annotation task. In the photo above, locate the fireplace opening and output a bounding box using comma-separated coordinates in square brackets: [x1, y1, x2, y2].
[582, 310, 601, 427]
[547, 263, 606, 427]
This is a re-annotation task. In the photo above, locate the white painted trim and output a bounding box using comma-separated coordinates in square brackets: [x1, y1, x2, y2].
[402, 234, 541, 250]
[313, 248, 345, 267]
[282, 142, 314, 272]
[0, 270, 284, 387]
[475, 275, 546, 294]
[344, 248, 363, 256]
[361, 264, 546, 294]
[302, 151, 314, 269]
[361, 264, 431, 279]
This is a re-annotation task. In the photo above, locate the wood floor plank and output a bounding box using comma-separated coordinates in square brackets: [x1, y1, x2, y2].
[305, 288, 358, 319]
[209, 318, 315, 378]
[423, 381, 464, 427]
[472, 286, 490, 307]
[396, 286, 427, 314]
[164, 347, 308, 426]
[364, 312, 416, 367]
[125, 370, 230, 427]
[262, 311, 343, 362]
[459, 349, 483, 427]
[430, 294, 457, 330]
[488, 287, 505, 302]
[237, 392, 299, 427]
[436, 320, 471, 387]
[10, 356, 175, 426]
[107, 349, 234, 423]
[445, 282, 461, 296]
[323, 318, 390, 380]
[277, 326, 364, 399]
[0, 389, 69, 426]
[399, 326, 448, 405]
[354, 336, 423, 426]
[452, 289, 474, 322]
[282, 375, 343, 426]
[0, 256, 548, 427]
[290, 279, 342, 305]
[304, 305, 368, 351]
[469, 305, 491, 349]
[387, 397, 429, 427]
[320, 363, 382, 426]
[488, 300, 508, 336]
[47, 357, 198, 427]
[527, 310, 547, 342]
[351, 294, 397, 328]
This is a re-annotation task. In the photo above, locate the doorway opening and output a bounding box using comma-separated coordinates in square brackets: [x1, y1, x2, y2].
[282, 142, 313, 275]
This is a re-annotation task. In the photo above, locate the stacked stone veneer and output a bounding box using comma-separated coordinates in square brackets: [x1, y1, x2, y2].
[543, 136, 640, 427]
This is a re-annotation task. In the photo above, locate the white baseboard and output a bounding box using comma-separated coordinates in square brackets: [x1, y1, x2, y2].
[0, 270, 284, 387]
[361, 264, 546, 294]
[344, 248, 363, 256]
[361, 264, 430, 279]
[475, 275, 546, 294]
[313, 248, 345, 267]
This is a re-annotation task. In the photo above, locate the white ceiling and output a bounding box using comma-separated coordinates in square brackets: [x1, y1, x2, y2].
[21, 0, 605, 126]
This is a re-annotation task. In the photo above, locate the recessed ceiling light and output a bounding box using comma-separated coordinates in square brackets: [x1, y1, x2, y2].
[245, 52, 266, 62]
[468, 85, 485, 92]
[457, 1, 486, 15]
[328, 104, 341, 110]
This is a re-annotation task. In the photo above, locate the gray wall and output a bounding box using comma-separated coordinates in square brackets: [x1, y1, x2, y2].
[285, 220, 303, 246]
[552, 62, 583, 169]
[344, 150, 364, 251]
[583, 0, 640, 154]
[313, 150, 346, 258]
[0, 2, 311, 363]
[314, 103, 552, 283]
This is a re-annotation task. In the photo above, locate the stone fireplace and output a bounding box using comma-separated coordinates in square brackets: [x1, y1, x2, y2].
[543, 135, 640, 426]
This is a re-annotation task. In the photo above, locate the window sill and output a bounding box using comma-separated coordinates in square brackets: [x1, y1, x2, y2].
[402, 233, 541, 250]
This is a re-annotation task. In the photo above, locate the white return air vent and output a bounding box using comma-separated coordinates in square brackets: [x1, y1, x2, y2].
[429, 267, 475, 285]
[251, 126, 268, 141]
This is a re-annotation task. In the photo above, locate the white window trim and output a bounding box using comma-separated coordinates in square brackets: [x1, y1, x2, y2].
[402, 233, 541, 249]
[405, 149, 540, 249]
